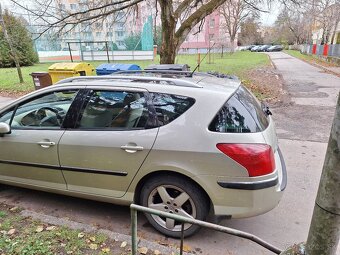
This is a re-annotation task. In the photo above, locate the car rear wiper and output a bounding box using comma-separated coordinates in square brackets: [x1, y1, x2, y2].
[261, 102, 272, 116]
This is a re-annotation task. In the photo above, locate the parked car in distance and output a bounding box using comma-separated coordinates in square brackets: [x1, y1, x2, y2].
[0, 68, 287, 238]
[250, 45, 261, 52]
[267, 45, 284, 52]
[257, 45, 272, 52]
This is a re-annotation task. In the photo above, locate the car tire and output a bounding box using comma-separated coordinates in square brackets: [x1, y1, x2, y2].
[140, 174, 209, 238]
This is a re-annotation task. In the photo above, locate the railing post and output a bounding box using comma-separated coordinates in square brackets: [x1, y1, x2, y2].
[131, 207, 138, 255]
[180, 223, 184, 255]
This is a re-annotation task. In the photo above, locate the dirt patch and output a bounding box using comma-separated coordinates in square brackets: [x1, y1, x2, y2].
[0, 90, 31, 98]
[242, 66, 288, 106]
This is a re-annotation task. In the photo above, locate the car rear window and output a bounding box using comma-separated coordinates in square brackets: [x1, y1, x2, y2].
[150, 93, 195, 126]
[209, 85, 269, 133]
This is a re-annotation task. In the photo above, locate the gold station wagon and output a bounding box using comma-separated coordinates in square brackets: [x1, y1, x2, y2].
[0, 71, 286, 237]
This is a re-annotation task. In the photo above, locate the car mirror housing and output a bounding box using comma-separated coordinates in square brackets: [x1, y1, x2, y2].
[0, 122, 11, 136]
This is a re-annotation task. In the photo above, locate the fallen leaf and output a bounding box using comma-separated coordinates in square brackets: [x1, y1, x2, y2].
[46, 226, 56, 231]
[154, 250, 161, 255]
[9, 207, 18, 211]
[7, 229, 16, 235]
[138, 247, 148, 254]
[89, 243, 98, 250]
[35, 226, 44, 233]
[77, 232, 85, 238]
[66, 251, 73, 254]
[120, 241, 127, 248]
[182, 244, 192, 252]
[60, 243, 66, 247]
[101, 247, 110, 253]
[89, 236, 96, 242]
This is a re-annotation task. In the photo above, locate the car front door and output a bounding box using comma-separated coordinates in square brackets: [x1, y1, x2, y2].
[58, 88, 159, 198]
[0, 89, 79, 190]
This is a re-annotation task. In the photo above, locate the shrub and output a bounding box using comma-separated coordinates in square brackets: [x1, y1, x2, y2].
[0, 11, 38, 68]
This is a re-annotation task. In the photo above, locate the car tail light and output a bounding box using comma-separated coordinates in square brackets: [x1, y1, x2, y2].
[216, 143, 275, 177]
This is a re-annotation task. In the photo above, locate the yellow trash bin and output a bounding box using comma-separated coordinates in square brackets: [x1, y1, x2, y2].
[48, 62, 95, 84]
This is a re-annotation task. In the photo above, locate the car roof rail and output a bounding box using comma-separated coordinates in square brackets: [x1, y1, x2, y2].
[113, 69, 213, 77]
[55, 75, 203, 88]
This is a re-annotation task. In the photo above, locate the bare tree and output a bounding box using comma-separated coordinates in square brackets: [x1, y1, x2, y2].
[315, 0, 339, 44]
[273, 7, 309, 45]
[9, 0, 230, 64]
[9, 0, 304, 64]
[220, 0, 259, 52]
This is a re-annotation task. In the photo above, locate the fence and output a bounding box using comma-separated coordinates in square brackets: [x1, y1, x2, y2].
[130, 204, 282, 255]
[37, 50, 154, 62]
[300, 44, 340, 58]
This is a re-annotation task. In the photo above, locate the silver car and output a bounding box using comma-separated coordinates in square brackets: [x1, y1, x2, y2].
[0, 71, 286, 237]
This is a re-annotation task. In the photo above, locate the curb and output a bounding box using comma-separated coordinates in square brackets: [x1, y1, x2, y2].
[21, 209, 190, 255]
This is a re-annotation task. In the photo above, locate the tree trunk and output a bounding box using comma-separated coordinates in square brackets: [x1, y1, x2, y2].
[230, 38, 235, 54]
[305, 93, 340, 255]
[159, 0, 178, 64]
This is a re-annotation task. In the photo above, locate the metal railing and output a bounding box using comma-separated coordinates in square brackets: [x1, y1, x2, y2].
[130, 204, 283, 255]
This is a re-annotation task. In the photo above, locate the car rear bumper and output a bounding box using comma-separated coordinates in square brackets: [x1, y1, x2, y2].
[194, 147, 286, 218]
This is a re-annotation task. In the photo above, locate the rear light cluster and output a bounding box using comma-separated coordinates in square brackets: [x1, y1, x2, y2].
[216, 143, 275, 177]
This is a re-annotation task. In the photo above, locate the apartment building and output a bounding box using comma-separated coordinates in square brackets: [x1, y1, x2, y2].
[56, 0, 127, 50]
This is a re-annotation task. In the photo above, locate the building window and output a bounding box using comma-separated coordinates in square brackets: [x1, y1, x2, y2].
[210, 18, 215, 28]
[70, 4, 77, 10]
[116, 31, 124, 37]
[96, 32, 102, 37]
[106, 32, 113, 37]
[209, 34, 214, 41]
[117, 41, 124, 46]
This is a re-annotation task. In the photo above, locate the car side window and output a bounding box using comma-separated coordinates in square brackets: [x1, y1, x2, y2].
[150, 93, 195, 126]
[11, 90, 79, 129]
[0, 108, 15, 124]
[77, 90, 149, 129]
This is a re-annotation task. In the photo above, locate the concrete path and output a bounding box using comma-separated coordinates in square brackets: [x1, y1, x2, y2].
[0, 53, 339, 254]
[0, 96, 14, 108]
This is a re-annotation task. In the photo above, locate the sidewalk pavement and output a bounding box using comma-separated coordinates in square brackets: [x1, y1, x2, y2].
[0, 96, 14, 108]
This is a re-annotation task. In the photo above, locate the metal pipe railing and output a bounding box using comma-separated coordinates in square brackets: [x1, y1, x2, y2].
[130, 204, 283, 255]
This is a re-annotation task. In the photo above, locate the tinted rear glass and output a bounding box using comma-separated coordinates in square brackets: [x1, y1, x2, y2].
[209, 85, 269, 133]
[150, 93, 195, 126]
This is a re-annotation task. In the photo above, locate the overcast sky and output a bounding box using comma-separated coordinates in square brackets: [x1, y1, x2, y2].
[260, 1, 281, 26]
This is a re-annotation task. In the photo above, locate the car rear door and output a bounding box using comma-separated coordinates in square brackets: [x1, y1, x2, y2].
[58, 87, 159, 198]
[0, 89, 80, 190]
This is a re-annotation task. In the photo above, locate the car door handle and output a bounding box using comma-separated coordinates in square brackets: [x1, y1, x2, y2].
[37, 141, 56, 148]
[120, 145, 144, 153]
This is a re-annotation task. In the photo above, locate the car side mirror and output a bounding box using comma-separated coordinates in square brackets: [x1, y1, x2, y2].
[0, 122, 11, 136]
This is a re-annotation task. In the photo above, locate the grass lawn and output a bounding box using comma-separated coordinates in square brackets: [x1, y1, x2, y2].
[284, 50, 316, 62]
[0, 51, 269, 95]
[0, 204, 156, 255]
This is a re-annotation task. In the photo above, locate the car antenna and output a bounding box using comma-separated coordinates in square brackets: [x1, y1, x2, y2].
[189, 42, 216, 77]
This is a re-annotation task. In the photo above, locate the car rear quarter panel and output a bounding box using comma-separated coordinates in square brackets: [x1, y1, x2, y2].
[127, 90, 268, 194]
